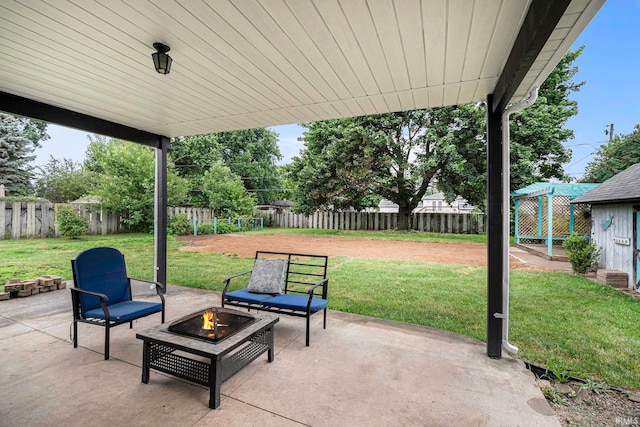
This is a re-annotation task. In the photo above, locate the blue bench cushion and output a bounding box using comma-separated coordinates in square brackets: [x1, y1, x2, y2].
[263, 294, 328, 313]
[83, 300, 163, 322]
[226, 288, 276, 304]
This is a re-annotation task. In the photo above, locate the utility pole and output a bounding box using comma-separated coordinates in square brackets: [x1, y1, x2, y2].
[604, 123, 614, 142]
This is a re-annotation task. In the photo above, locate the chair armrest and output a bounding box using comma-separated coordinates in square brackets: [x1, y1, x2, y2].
[131, 277, 166, 292]
[222, 270, 252, 293]
[70, 287, 109, 302]
[70, 287, 111, 322]
[128, 278, 166, 308]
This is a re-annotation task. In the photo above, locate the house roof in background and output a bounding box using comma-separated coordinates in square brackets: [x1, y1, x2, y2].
[571, 163, 640, 204]
[511, 182, 600, 199]
[0, 0, 604, 139]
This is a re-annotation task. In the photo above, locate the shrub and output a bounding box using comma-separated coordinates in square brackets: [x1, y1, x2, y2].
[562, 232, 601, 274]
[56, 205, 89, 239]
[168, 213, 192, 236]
[197, 223, 214, 235]
[215, 220, 233, 234]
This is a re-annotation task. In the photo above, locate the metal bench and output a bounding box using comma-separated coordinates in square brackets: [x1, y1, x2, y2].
[222, 251, 328, 346]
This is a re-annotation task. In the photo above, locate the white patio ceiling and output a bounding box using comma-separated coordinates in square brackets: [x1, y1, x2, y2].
[1, 0, 602, 138]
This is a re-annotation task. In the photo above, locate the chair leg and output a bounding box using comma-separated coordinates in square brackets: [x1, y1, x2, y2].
[104, 324, 110, 360]
[161, 308, 165, 323]
[73, 320, 78, 348]
[130, 321, 133, 329]
[323, 309, 327, 329]
[306, 314, 310, 347]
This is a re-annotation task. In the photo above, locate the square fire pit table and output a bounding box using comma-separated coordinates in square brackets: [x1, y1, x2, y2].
[136, 307, 278, 409]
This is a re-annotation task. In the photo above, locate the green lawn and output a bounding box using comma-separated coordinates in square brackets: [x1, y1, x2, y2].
[1, 231, 639, 390]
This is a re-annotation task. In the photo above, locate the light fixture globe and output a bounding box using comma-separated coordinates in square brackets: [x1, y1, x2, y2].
[152, 42, 172, 74]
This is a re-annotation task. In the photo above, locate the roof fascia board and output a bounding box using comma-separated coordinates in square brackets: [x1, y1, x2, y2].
[513, 187, 552, 199]
[572, 199, 640, 205]
[492, 0, 572, 113]
[0, 91, 165, 148]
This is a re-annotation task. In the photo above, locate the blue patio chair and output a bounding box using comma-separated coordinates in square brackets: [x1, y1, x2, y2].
[71, 247, 165, 360]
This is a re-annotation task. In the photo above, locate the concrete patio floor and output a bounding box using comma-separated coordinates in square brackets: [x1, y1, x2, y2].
[0, 282, 559, 426]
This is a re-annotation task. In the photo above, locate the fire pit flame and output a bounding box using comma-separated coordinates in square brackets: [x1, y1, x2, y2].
[202, 309, 229, 332]
[168, 307, 255, 343]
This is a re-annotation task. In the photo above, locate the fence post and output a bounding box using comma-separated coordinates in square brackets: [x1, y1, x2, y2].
[11, 202, 21, 239]
[237, 217, 241, 232]
[193, 215, 198, 236]
[26, 202, 36, 237]
[214, 217, 217, 234]
[0, 201, 5, 239]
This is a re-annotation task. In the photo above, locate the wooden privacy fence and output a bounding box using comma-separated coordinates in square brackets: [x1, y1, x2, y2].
[267, 211, 485, 234]
[1, 203, 485, 240]
[0, 202, 126, 239]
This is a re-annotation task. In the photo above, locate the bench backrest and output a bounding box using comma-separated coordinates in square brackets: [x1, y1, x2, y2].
[255, 251, 328, 296]
[72, 247, 131, 313]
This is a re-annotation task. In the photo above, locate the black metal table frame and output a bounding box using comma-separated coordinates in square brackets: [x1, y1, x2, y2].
[136, 309, 278, 409]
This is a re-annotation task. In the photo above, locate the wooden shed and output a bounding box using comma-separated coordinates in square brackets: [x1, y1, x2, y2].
[571, 163, 640, 290]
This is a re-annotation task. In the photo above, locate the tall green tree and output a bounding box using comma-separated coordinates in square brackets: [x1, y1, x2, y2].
[170, 134, 222, 206]
[217, 128, 283, 205]
[291, 113, 434, 229]
[437, 48, 582, 207]
[0, 113, 49, 194]
[34, 156, 96, 202]
[202, 161, 256, 217]
[581, 125, 640, 182]
[291, 49, 582, 229]
[171, 128, 284, 206]
[85, 137, 189, 231]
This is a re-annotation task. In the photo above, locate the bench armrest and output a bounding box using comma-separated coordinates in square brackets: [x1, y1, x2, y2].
[307, 278, 329, 299]
[222, 270, 252, 293]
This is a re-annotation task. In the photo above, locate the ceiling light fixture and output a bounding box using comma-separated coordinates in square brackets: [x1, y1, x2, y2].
[151, 42, 172, 75]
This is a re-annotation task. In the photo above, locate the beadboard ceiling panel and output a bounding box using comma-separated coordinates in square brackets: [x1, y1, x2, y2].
[0, 0, 604, 138]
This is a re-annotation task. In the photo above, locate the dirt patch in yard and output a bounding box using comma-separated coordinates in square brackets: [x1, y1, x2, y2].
[177, 233, 555, 272]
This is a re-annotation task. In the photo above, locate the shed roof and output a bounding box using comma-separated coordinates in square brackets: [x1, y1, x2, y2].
[511, 182, 599, 199]
[571, 163, 640, 205]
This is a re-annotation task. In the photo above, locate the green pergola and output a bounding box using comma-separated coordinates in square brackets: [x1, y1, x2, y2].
[511, 182, 599, 256]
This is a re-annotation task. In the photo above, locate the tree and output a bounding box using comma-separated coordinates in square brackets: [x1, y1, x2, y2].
[171, 128, 284, 207]
[0, 113, 49, 194]
[437, 48, 582, 207]
[202, 161, 256, 217]
[291, 115, 416, 227]
[217, 128, 283, 205]
[169, 134, 222, 206]
[34, 156, 96, 202]
[85, 137, 189, 231]
[291, 49, 583, 229]
[581, 125, 640, 182]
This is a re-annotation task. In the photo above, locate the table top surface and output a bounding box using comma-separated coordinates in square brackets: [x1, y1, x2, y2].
[136, 307, 278, 358]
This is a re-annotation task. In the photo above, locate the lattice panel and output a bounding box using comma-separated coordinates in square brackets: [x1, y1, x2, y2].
[516, 196, 591, 242]
[572, 204, 591, 235]
[517, 198, 539, 237]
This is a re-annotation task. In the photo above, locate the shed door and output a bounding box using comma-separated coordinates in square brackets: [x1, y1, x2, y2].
[635, 209, 640, 289]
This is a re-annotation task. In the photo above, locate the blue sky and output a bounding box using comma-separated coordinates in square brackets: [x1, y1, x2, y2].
[36, 1, 638, 181]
